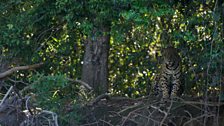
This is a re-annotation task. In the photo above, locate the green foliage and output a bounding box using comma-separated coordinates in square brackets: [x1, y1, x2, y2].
[30, 73, 87, 125]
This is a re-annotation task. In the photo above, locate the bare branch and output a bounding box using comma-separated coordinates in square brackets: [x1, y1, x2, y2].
[160, 101, 173, 126]
[0, 63, 44, 80]
[88, 93, 110, 106]
[0, 86, 13, 106]
[99, 119, 113, 126]
[67, 78, 92, 90]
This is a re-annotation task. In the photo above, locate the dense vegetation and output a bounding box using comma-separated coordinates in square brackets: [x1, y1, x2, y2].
[0, 0, 224, 125]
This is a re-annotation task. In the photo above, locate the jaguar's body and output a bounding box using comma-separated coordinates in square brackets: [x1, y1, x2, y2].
[154, 46, 182, 100]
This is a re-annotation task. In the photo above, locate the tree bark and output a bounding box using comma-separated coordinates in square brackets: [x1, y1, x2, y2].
[81, 26, 110, 95]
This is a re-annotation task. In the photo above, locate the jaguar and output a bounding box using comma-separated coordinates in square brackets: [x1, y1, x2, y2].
[153, 46, 182, 100]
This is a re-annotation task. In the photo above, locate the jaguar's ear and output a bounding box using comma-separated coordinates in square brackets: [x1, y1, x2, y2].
[157, 56, 163, 64]
[155, 52, 161, 59]
[161, 48, 165, 55]
[175, 48, 180, 53]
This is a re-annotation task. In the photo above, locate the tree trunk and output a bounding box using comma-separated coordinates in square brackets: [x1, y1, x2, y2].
[221, 2, 224, 99]
[81, 26, 110, 95]
[0, 55, 9, 87]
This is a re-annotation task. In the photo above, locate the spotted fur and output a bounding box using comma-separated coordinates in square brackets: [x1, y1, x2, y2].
[154, 47, 182, 100]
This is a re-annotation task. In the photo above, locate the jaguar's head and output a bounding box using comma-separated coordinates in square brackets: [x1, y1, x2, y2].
[161, 47, 180, 67]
